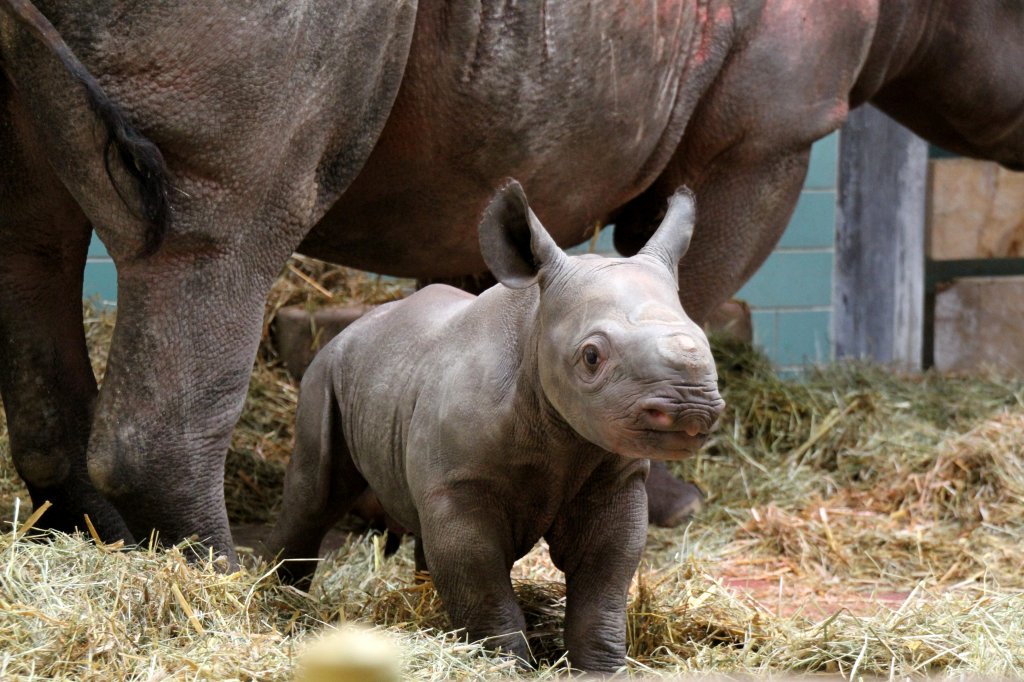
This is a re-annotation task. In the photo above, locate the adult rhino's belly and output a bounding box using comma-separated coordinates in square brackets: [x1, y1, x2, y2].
[298, 0, 701, 278]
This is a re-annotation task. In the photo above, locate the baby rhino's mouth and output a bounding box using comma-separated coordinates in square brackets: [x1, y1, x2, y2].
[617, 424, 709, 460]
[642, 408, 708, 437]
[642, 415, 711, 456]
[620, 395, 723, 459]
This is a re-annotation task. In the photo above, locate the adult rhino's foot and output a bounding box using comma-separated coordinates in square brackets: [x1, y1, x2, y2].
[22, 477, 133, 543]
[645, 461, 704, 527]
[111, 488, 237, 567]
[89, 443, 238, 568]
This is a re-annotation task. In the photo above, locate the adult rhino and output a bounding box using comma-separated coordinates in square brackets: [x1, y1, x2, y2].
[1, 0, 1021, 566]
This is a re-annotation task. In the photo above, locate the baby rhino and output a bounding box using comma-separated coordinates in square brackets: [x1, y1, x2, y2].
[266, 181, 724, 672]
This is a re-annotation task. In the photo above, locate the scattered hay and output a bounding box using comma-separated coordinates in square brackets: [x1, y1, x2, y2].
[0, 528, 312, 681]
[3, 259, 1024, 677]
[6, 524, 1024, 679]
[675, 335, 1024, 588]
[263, 254, 409, 317]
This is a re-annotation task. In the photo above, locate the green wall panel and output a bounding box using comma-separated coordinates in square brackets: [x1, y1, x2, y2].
[83, 260, 117, 305]
[777, 192, 836, 250]
[736, 251, 833, 308]
[84, 234, 116, 304]
[805, 132, 839, 189]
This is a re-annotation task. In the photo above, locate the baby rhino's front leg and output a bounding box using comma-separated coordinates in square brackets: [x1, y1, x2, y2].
[419, 489, 530, 665]
[547, 463, 649, 673]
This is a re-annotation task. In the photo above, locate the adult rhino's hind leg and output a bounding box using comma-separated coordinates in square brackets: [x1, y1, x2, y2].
[645, 463, 704, 526]
[64, 0, 417, 568]
[0, 83, 130, 540]
[85, 246, 292, 568]
[0, 235, 131, 540]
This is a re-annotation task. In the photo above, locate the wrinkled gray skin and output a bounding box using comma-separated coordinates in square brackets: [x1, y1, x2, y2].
[0, 0, 1022, 566]
[267, 182, 724, 672]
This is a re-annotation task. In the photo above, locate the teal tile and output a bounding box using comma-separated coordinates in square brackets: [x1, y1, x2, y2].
[749, 310, 777, 358]
[778, 192, 836, 249]
[83, 261, 117, 304]
[774, 310, 831, 366]
[736, 252, 833, 308]
[805, 132, 838, 189]
[929, 144, 959, 159]
[567, 225, 617, 256]
[87, 233, 109, 258]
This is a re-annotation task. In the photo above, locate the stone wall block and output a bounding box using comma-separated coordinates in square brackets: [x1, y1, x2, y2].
[929, 159, 1024, 260]
[272, 304, 374, 380]
[933, 276, 1024, 375]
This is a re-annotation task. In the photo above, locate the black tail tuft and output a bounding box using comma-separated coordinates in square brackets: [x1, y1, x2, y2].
[3, 0, 170, 257]
[72, 63, 170, 257]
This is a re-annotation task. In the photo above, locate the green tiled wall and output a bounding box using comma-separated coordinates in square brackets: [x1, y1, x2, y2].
[737, 132, 838, 371]
[736, 251, 833, 308]
[84, 234, 117, 306]
[84, 132, 840, 370]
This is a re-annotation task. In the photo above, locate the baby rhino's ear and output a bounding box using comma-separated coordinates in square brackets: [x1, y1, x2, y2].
[478, 179, 566, 289]
[637, 187, 697, 279]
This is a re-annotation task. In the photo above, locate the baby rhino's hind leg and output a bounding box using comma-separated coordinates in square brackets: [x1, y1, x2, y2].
[263, 354, 366, 585]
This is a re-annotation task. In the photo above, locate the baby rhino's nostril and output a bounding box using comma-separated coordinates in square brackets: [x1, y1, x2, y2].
[644, 408, 674, 429]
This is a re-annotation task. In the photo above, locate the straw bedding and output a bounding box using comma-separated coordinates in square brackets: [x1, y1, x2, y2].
[2, 257, 1024, 679]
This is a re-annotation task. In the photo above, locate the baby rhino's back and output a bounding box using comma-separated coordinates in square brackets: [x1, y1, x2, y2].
[324, 284, 477, 530]
[334, 283, 476, 379]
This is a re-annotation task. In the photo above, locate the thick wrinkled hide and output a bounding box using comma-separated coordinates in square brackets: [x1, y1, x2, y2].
[266, 182, 723, 672]
[0, 0, 1021, 564]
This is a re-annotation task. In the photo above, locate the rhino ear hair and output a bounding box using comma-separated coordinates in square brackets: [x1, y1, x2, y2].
[478, 179, 565, 289]
[637, 187, 697, 278]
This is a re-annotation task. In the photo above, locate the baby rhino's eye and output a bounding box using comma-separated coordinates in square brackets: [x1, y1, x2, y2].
[583, 345, 601, 368]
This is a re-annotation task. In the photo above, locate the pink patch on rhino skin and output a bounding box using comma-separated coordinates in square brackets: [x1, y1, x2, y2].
[714, 5, 734, 25]
[691, 3, 715, 66]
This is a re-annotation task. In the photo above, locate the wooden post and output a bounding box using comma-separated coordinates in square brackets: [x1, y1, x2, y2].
[833, 105, 928, 369]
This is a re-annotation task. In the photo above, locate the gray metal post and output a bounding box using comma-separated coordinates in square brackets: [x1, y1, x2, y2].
[833, 105, 928, 369]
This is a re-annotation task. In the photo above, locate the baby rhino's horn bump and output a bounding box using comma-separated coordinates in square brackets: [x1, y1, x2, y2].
[656, 333, 701, 369]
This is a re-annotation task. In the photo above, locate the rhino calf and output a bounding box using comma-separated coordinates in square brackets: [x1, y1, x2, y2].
[266, 181, 724, 672]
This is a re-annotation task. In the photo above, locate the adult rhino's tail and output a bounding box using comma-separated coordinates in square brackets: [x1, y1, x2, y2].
[1, 0, 169, 256]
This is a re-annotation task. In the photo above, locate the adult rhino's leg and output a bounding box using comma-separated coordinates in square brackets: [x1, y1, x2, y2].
[0, 230, 135, 540]
[645, 465, 704, 527]
[613, 0, 867, 523]
[12, 0, 420, 566]
[0, 79, 130, 539]
[616, 145, 813, 325]
[84, 238, 298, 566]
[617, 145, 814, 525]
